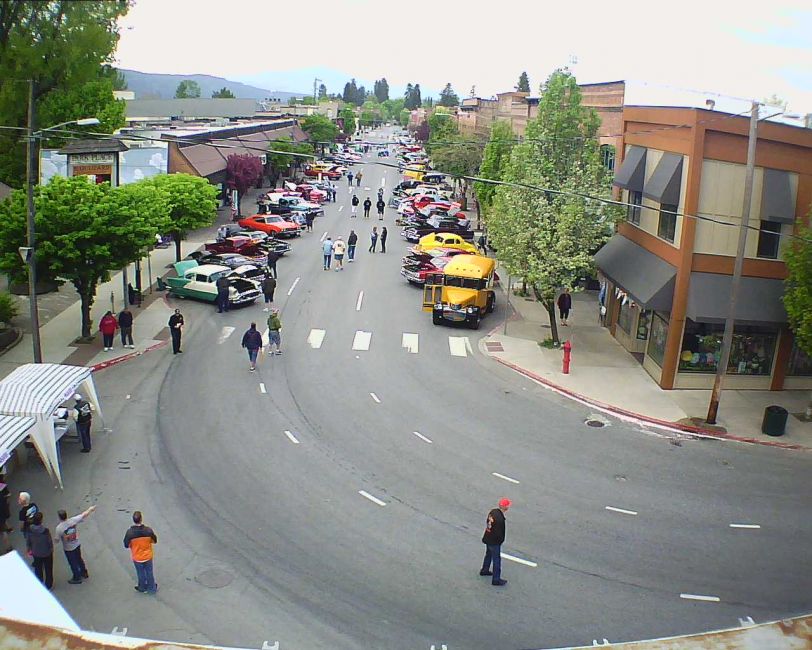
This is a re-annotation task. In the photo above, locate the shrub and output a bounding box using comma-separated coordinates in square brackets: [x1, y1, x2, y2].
[0, 291, 19, 326]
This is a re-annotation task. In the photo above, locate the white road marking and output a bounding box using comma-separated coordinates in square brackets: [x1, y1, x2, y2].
[320, 231, 328, 242]
[262, 328, 269, 346]
[448, 336, 469, 357]
[680, 593, 720, 603]
[369, 392, 381, 403]
[356, 290, 364, 311]
[283, 430, 300, 444]
[730, 523, 761, 529]
[465, 337, 474, 355]
[605, 506, 638, 516]
[358, 490, 387, 506]
[338, 205, 344, 212]
[217, 326, 235, 344]
[352, 330, 372, 351]
[307, 329, 326, 349]
[380, 176, 386, 188]
[287, 276, 300, 296]
[259, 383, 267, 394]
[363, 186, 371, 190]
[492, 472, 520, 484]
[502, 553, 538, 567]
[125, 394, 131, 400]
[412, 431, 433, 443]
[401, 332, 419, 353]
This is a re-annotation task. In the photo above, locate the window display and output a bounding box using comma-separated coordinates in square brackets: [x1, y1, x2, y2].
[646, 312, 669, 367]
[679, 319, 777, 375]
[788, 342, 812, 376]
[617, 299, 633, 333]
[636, 310, 651, 341]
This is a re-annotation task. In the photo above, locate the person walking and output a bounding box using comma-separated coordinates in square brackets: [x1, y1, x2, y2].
[216, 274, 230, 313]
[380, 227, 388, 254]
[376, 197, 385, 220]
[347, 230, 358, 262]
[267, 308, 282, 355]
[322, 236, 333, 270]
[55, 505, 96, 584]
[28, 511, 54, 590]
[241, 322, 263, 372]
[329, 181, 337, 202]
[261, 274, 276, 311]
[168, 309, 184, 354]
[347, 171, 354, 187]
[123, 511, 158, 594]
[73, 393, 93, 453]
[333, 237, 346, 271]
[351, 194, 359, 217]
[557, 288, 572, 326]
[480, 498, 510, 586]
[118, 307, 134, 349]
[356, 171, 363, 187]
[363, 197, 372, 219]
[267, 250, 280, 279]
[18, 492, 38, 547]
[369, 227, 378, 253]
[99, 311, 118, 351]
[305, 212, 315, 232]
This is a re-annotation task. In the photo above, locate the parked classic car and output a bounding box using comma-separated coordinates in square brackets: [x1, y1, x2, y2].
[166, 261, 261, 306]
[403, 217, 474, 243]
[401, 254, 458, 285]
[411, 232, 478, 255]
[187, 252, 259, 269]
[304, 164, 342, 179]
[238, 214, 302, 238]
[237, 231, 292, 255]
[205, 236, 265, 257]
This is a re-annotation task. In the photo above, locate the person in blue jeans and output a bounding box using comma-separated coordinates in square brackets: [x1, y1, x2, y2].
[124, 511, 158, 594]
[480, 498, 510, 586]
[347, 230, 357, 262]
[322, 237, 333, 270]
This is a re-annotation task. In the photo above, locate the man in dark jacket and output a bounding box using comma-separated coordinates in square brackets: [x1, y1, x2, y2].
[380, 227, 388, 254]
[73, 393, 93, 452]
[267, 251, 280, 279]
[363, 197, 372, 219]
[118, 307, 134, 349]
[347, 230, 358, 262]
[215, 275, 230, 313]
[261, 275, 276, 311]
[351, 194, 359, 217]
[557, 288, 572, 326]
[124, 511, 158, 594]
[168, 309, 184, 354]
[376, 197, 385, 220]
[480, 498, 510, 586]
[241, 322, 263, 372]
[28, 511, 53, 589]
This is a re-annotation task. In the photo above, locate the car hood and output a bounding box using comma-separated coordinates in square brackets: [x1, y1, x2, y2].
[174, 260, 199, 276]
[444, 287, 476, 306]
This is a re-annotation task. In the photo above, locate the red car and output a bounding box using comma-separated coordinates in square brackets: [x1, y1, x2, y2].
[205, 235, 265, 257]
[304, 165, 341, 180]
[238, 214, 301, 238]
[401, 253, 461, 285]
[296, 184, 328, 203]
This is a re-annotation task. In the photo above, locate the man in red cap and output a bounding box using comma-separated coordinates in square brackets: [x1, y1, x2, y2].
[480, 498, 511, 586]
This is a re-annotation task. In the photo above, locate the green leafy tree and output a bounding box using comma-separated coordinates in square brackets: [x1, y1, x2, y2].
[300, 113, 339, 153]
[424, 97, 434, 108]
[101, 64, 128, 91]
[318, 83, 328, 99]
[374, 78, 390, 103]
[475, 121, 515, 213]
[38, 79, 125, 145]
[174, 80, 201, 98]
[212, 87, 235, 98]
[784, 216, 812, 358]
[438, 83, 459, 107]
[267, 138, 314, 183]
[488, 69, 620, 344]
[147, 174, 218, 262]
[429, 137, 482, 209]
[404, 83, 423, 110]
[516, 71, 530, 93]
[339, 107, 356, 136]
[426, 110, 459, 154]
[380, 97, 405, 122]
[398, 109, 410, 127]
[0, 0, 130, 187]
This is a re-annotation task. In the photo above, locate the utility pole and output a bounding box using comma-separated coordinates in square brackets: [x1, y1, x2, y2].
[25, 79, 43, 363]
[706, 100, 760, 424]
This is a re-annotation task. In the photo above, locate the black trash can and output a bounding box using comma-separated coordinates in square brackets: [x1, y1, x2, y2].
[762, 405, 788, 437]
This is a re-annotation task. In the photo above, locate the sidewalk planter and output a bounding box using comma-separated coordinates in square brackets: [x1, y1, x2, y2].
[762, 405, 788, 437]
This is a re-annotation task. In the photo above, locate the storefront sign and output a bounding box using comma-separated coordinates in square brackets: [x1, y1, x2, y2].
[69, 153, 115, 165]
[72, 164, 112, 176]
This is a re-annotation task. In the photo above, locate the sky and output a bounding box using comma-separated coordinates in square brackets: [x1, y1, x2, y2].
[115, 0, 812, 114]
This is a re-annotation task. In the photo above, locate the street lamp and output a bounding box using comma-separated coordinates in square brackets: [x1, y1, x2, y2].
[25, 78, 99, 362]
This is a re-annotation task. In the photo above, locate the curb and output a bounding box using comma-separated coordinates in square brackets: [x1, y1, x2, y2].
[90, 339, 169, 373]
[488, 354, 807, 451]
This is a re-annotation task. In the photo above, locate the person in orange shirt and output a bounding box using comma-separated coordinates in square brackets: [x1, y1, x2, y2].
[123, 511, 158, 594]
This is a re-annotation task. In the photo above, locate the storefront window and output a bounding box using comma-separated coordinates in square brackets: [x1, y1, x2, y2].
[679, 319, 777, 375]
[646, 312, 669, 367]
[788, 343, 812, 376]
[636, 310, 651, 340]
[617, 300, 633, 333]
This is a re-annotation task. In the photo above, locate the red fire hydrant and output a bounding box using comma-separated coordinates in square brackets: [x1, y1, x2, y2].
[562, 340, 572, 374]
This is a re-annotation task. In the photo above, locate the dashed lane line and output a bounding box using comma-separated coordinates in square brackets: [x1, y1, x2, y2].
[307, 329, 326, 349]
[492, 472, 520, 484]
[356, 290, 364, 311]
[680, 593, 720, 603]
[449, 336, 469, 357]
[369, 392, 381, 403]
[338, 205, 344, 212]
[605, 506, 638, 516]
[287, 276, 300, 296]
[412, 431, 433, 444]
[730, 523, 761, 529]
[352, 330, 372, 351]
[259, 383, 267, 394]
[358, 490, 387, 507]
[283, 430, 300, 444]
[402, 333, 419, 354]
[502, 553, 537, 567]
[320, 231, 328, 242]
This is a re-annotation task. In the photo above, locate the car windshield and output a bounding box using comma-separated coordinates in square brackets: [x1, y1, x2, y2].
[267, 216, 283, 223]
[445, 276, 484, 289]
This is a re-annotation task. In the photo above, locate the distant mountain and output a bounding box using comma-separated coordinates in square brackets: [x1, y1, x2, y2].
[119, 69, 308, 101]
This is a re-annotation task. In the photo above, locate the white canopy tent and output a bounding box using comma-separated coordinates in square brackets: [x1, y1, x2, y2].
[0, 363, 103, 487]
[0, 413, 36, 468]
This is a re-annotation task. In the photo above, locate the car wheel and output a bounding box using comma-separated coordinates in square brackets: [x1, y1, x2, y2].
[469, 315, 481, 330]
[486, 294, 495, 313]
[432, 312, 443, 325]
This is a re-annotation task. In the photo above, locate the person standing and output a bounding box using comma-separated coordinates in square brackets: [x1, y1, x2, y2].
[333, 236, 346, 271]
[557, 288, 572, 326]
[322, 236, 334, 271]
[305, 212, 315, 232]
[118, 307, 134, 349]
[28, 511, 54, 589]
[215, 274, 230, 313]
[261, 274, 276, 311]
[347, 230, 358, 262]
[363, 197, 372, 219]
[266, 250, 280, 279]
[123, 511, 158, 594]
[267, 309, 282, 355]
[347, 171, 354, 187]
[168, 309, 184, 354]
[380, 227, 388, 254]
[480, 498, 510, 586]
[241, 322, 263, 372]
[73, 393, 93, 453]
[55, 505, 96, 584]
[356, 171, 363, 187]
[351, 194, 359, 217]
[369, 227, 378, 253]
[99, 311, 118, 351]
[376, 197, 385, 220]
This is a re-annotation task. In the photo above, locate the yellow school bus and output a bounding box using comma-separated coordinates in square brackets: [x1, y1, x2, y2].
[422, 254, 496, 329]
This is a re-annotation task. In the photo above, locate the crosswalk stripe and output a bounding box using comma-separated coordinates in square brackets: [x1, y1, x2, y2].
[448, 336, 469, 357]
[401, 333, 419, 354]
[217, 326, 235, 344]
[307, 329, 326, 349]
[352, 331, 372, 351]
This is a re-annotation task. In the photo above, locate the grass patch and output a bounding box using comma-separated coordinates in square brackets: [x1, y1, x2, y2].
[538, 338, 560, 349]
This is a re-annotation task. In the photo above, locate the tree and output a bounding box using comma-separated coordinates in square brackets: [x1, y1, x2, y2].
[398, 109, 410, 127]
[0, 176, 168, 339]
[212, 87, 235, 98]
[355, 85, 367, 106]
[404, 83, 423, 110]
[784, 217, 812, 358]
[516, 71, 530, 93]
[488, 69, 620, 345]
[0, 0, 131, 187]
[226, 154, 263, 217]
[300, 113, 339, 152]
[426, 109, 459, 154]
[147, 174, 218, 262]
[381, 98, 405, 122]
[429, 137, 482, 209]
[38, 79, 125, 145]
[475, 121, 515, 213]
[415, 120, 430, 143]
[175, 80, 201, 98]
[101, 64, 128, 91]
[267, 138, 314, 183]
[424, 97, 435, 108]
[439, 83, 459, 107]
[374, 78, 390, 103]
[339, 107, 356, 135]
[413, 84, 422, 109]
[342, 79, 359, 104]
[318, 83, 327, 99]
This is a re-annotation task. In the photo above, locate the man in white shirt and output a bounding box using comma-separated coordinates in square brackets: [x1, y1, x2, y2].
[55, 505, 96, 584]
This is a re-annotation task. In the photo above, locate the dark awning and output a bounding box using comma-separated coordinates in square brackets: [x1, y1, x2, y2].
[643, 153, 683, 205]
[594, 235, 676, 311]
[686, 272, 787, 324]
[760, 168, 795, 223]
[612, 145, 647, 192]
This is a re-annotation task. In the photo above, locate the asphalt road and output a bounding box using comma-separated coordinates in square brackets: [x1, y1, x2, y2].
[50, 127, 812, 650]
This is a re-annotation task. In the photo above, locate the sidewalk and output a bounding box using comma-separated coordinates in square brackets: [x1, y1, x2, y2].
[482, 281, 812, 450]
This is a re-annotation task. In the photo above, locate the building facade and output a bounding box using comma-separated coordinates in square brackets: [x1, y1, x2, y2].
[596, 106, 812, 391]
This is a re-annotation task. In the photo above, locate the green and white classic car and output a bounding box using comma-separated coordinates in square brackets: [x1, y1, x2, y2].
[166, 261, 262, 306]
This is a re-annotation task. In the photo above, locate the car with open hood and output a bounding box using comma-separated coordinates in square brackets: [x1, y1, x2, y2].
[238, 214, 302, 238]
[166, 261, 261, 307]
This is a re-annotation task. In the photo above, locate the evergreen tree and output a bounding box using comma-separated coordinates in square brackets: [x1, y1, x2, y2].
[318, 83, 327, 99]
[413, 84, 422, 108]
[516, 71, 530, 93]
[374, 78, 390, 102]
[211, 87, 235, 98]
[175, 80, 201, 98]
[342, 79, 359, 103]
[475, 121, 515, 212]
[404, 83, 415, 109]
[439, 83, 459, 107]
[355, 85, 366, 106]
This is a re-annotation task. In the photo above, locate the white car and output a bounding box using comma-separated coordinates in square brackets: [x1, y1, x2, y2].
[166, 262, 262, 306]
